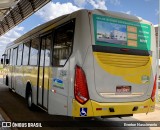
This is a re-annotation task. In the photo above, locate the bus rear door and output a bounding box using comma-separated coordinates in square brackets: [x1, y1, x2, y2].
[37, 35, 51, 110]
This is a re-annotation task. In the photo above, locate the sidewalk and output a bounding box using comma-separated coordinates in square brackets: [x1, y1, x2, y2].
[155, 102, 160, 109]
[0, 79, 18, 130]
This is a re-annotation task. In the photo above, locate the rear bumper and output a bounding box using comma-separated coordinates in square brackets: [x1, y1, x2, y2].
[72, 98, 155, 117]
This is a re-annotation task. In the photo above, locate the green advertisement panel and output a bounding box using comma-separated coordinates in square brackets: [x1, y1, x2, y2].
[93, 14, 151, 50]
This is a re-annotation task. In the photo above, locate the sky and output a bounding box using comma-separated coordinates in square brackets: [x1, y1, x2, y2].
[97, 21, 127, 34]
[0, 0, 158, 57]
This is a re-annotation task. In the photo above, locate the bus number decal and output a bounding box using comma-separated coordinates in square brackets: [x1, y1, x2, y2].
[60, 70, 67, 77]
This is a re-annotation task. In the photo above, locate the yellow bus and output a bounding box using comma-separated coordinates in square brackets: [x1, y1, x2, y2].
[1, 9, 157, 118]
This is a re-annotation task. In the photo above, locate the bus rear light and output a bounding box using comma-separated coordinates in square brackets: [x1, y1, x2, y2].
[151, 76, 157, 102]
[74, 65, 89, 104]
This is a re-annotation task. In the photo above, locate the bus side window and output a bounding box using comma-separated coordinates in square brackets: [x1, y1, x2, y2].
[10, 49, 13, 65]
[53, 21, 74, 66]
[3, 51, 7, 65]
[13, 48, 18, 66]
[40, 39, 45, 67]
[22, 42, 30, 65]
[45, 36, 51, 66]
[17, 44, 23, 66]
[7, 49, 11, 65]
[29, 38, 39, 66]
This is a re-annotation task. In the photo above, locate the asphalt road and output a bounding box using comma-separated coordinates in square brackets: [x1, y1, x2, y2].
[0, 76, 160, 130]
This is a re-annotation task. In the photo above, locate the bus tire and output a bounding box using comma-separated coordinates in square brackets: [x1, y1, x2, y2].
[26, 89, 34, 110]
[5, 76, 8, 86]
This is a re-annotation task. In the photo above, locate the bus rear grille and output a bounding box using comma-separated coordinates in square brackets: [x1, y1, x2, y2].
[96, 53, 150, 68]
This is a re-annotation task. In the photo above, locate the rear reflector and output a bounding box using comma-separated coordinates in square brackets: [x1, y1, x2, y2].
[96, 108, 102, 111]
[74, 65, 89, 104]
[151, 75, 157, 102]
[144, 106, 148, 108]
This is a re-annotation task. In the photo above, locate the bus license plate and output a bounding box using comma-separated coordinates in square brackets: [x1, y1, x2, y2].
[116, 86, 131, 93]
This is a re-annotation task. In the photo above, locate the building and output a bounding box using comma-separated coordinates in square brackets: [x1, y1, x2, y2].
[154, 25, 160, 102]
[110, 30, 127, 41]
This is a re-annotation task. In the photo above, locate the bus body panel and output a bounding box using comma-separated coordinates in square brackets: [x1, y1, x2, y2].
[48, 14, 73, 115]
[48, 63, 69, 115]
[15, 66, 24, 97]
[72, 98, 155, 117]
[87, 11, 156, 103]
[92, 54, 154, 102]
[28, 66, 38, 104]
[66, 10, 94, 116]
[70, 10, 156, 117]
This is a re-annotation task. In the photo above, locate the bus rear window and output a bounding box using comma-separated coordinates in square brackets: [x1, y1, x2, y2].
[93, 14, 151, 51]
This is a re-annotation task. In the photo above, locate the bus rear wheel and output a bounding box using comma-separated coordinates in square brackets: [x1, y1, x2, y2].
[5, 76, 8, 86]
[27, 90, 34, 110]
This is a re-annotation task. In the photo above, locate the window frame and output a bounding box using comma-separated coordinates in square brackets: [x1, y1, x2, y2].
[52, 19, 75, 67]
[12, 47, 18, 66]
[45, 36, 52, 67]
[39, 33, 52, 67]
[9, 49, 13, 66]
[6, 49, 11, 65]
[17, 43, 24, 66]
[22, 41, 31, 66]
[29, 37, 40, 66]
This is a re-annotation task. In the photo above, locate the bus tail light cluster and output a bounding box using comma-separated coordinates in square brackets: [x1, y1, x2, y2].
[74, 65, 89, 104]
[151, 75, 157, 102]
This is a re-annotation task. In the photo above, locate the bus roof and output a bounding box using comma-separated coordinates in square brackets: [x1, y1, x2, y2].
[6, 9, 153, 48]
[93, 9, 152, 25]
[6, 13, 69, 48]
